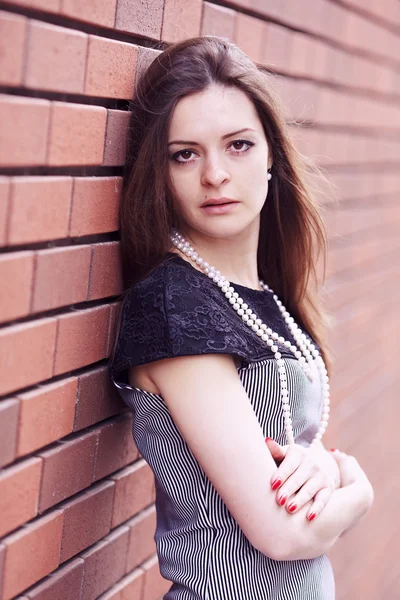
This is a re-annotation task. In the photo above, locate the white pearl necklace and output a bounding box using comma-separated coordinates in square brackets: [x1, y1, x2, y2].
[170, 231, 330, 446]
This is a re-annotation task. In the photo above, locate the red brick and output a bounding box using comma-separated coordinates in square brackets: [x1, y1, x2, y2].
[250, 0, 284, 20]
[32, 245, 91, 312]
[17, 377, 77, 456]
[281, 0, 324, 35]
[85, 36, 137, 99]
[309, 39, 329, 81]
[74, 366, 125, 431]
[352, 55, 373, 91]
[88, 242, 123, 301]
[323, 1, 348, 45]
[126, 506, 157, 571]
[141, 555, 170, 600]
[59, 481, 114, 562]
[343, 11, 375, 54]
[9, 0, 60, 11]
[278, 78, 318, 123]
[107, 301, 122, 356]
[0, 95, 50, 167]
[115, 0, 164, 39]
[38, 429, 98, 511]
[2, 511, 63, 600]
[0, 11, 27, 86]
[80, 527, 130, 600]
[98, 568, 144, 599]
[54, 305, 110, 375]
[111, 460, 154, 528]
[289, 32, 314, 78]
[234, 13, 265, 63]
[0, 399, 19, 468]
[0, 457, 42, 537]
[339, 51, 356, 88]
[261, 23, 293, 74]
[8, 176, 72, 245]
[103, 110, 130, 166]
[201, 2, 236, 39]
[135, 47, 160, 85]
[228, 0, 250, 8]
[94, 413, 138, 481]
[69, 176, 121, 237]
[377, 64, 394, 95]
[315, 87, 336, 126]
[0, 251, 34, 323]
[25, 21, 87, 93]
[47, 102, 107, 166]
[25, 558, 84, 600]
[161, 0, 202, 43]
[0, 177, 10, 246]
[275, 76, 297, 120]
[151, 481, 156, 503]
[62, 0, 117, 27]
[0, 543, 5, 600]
[0, 318, 57, 396]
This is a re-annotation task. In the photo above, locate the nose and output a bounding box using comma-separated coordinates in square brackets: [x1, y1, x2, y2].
[200, 153, 230, 188]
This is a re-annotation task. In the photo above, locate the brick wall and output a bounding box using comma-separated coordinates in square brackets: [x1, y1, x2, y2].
[0, 1, 399, 599]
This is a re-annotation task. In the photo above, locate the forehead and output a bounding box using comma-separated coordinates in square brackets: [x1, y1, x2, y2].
[168, 84, 262, 138]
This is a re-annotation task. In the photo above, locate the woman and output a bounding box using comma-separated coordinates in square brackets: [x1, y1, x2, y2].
[109, 36, 374, 599]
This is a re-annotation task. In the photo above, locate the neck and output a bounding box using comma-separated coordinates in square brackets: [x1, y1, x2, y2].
[172, 224, 261, 291]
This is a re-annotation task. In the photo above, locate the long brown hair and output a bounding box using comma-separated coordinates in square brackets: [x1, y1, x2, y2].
[119, 36, 333, 372]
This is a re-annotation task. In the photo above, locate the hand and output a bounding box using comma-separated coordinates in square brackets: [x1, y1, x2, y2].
[330, 449, 374, 536]
[330, 449, 374, 501]
[265, 438, 341, 522]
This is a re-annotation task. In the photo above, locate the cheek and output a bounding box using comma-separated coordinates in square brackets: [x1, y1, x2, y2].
[170, 167, 199, 205]
[243, 159, 269, 199]
[169, 169, 198, 219]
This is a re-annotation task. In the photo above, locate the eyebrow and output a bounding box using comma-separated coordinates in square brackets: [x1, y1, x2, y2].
[167, 128, 257, 147]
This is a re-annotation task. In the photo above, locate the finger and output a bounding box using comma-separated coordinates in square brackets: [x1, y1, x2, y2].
[306, 487, 333, 521]
[265, 439, 288, 467]
[329, 449, 347, 464]
[282, 478, 327, 514]
[275, 461, 318, 507]
[270, 446, 304, 491]
[265, 438, 288, 460]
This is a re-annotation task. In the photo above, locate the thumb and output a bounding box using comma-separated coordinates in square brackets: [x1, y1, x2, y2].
[265, 437, 288, 459]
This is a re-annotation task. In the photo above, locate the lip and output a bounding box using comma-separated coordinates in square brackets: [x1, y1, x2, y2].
[201, 201, 240, 215]
[200, 197, 237, 207]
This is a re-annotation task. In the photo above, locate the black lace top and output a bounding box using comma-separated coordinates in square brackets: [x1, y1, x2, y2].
[109, 252, 318, 385]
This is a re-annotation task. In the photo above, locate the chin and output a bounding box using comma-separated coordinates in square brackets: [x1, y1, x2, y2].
[186, 218, 257, 242]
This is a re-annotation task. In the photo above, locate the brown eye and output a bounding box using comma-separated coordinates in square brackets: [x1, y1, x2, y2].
[172, 149, 196, 163]
[230, 140, 254, 153]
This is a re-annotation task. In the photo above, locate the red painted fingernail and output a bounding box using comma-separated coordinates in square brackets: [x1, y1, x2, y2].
[265, 437, 274, 442]
[287, 503, 297, 513]
[307, 512, 316, 521]
[278, 494, 287, 506]
[330, 448, 336, 452]
[271, 478, 282, 490]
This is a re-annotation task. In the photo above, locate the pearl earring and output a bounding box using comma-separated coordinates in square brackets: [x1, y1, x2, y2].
[267, 168, 272, 181]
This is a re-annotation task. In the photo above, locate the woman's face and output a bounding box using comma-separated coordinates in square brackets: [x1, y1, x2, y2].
[167, 83, 272, 242]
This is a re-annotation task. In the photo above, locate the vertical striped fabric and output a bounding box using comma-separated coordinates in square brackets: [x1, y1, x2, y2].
[112, 355, 336, 599]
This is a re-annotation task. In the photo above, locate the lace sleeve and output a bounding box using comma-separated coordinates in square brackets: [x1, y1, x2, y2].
[108, 259, 281, 385]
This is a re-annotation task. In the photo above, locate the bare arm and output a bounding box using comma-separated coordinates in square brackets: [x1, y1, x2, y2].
[145, 352, 373, 561]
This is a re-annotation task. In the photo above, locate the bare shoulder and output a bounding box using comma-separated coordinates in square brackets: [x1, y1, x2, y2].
[128, 353, 242, 395]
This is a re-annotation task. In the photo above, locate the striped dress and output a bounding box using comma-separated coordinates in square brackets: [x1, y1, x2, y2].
[109, 253, 336, 600]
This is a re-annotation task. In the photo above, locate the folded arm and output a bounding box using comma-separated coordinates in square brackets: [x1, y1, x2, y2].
[142, 352, 373, 561]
